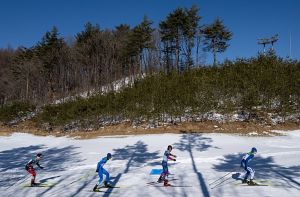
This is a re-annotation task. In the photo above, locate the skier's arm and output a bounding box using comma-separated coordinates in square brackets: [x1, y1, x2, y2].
[167, 155, 176, 161]
[96, 162, 101, 172]
[169, 153, 177, 158]
[36, 162, 44, 169]
[245, 154, 254, 165]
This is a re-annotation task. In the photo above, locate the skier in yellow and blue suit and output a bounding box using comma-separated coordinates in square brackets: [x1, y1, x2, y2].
[241, 147, 257, 185]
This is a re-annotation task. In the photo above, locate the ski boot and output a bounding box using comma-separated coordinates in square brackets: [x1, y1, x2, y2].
[242, 179, 248, 184]
[157, 176, 164, 183]
[164, 180, 171, 187]
[248, 179, 257, 185]
[93, 184, 98, 192]
[104, 181, 113, 188]
[30, 180, 38, 187]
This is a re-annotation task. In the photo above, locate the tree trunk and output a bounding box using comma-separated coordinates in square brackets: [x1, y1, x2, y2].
[175, 33, 180, 73]
[213, 38, 216, 66]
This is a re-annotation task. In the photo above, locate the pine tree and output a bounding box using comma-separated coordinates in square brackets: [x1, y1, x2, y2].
[159, 8, 186, 73]
[183, 5, 201, 69]
[202, 19, 232, 66]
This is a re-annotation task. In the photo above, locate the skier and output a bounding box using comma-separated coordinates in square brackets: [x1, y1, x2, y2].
[158, 145, 177, 186]
[93, 153, 112, 191]
[240, 147, 257, 185]
[25, 153, 44, 186]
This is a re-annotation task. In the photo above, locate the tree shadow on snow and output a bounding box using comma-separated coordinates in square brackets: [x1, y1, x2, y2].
[0, 145, 45, 188]
[213, 153, 300, 190]
[100, 140, 160, 197]
[0, 144, 83, 193]
[174, 134, 218, 197]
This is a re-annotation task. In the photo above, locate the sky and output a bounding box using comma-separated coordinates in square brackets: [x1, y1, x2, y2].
[0, 0, 299, 64]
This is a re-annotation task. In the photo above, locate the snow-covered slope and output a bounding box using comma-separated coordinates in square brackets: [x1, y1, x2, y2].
[1, 131, 300, 197]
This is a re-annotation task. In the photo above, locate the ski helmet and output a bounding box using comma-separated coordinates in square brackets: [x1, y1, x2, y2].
[251, 147, 257, 153]
[167, 145, 173, 151]
[107, 153, 112, 159]
[36, 153, 42, 157]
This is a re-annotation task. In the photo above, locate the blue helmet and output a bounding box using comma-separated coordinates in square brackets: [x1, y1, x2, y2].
[251, 147, 257, 153]
[107, 153, 112, 159]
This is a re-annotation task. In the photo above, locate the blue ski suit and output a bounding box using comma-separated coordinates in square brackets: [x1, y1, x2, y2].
[241, 152, 255, 180]
[96, 157, 110, 185]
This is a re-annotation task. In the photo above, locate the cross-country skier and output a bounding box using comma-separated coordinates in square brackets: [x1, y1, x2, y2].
[25, 153, 44, 186]
[158, 145, 177, 186]
[240, 147, 257, 185]
[93, 153, 112, 191]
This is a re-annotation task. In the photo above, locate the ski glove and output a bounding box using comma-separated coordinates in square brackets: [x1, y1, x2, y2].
[173, 159, 176, 161]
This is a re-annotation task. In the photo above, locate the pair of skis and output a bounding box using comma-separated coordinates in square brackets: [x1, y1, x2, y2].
[209, 171, 269, 189]
[146, 178, 191, 188]
[22, 182, 56, 188]
[93, 185, 120, 193]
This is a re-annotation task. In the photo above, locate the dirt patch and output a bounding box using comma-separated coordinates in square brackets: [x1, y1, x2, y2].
[1, 120, 299, 139]
[0, 122, 13, 136]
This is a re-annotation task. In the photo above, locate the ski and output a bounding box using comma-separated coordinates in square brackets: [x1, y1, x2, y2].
[239, 182, 268, 186]
[91, 189, 116, 193]
[22, 183, 56, 188]
[146, 178, 178, 185]
[234, 179, 271, 187]
[149, 185, 192, 188]
[98, 185, 121, 189]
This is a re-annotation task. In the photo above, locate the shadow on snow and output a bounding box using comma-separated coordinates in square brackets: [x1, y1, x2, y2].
[100, 140, 160, 197]
[213, 153, 300, 190]
[174, 133, 218, 197]
[0, 144, 83, 195]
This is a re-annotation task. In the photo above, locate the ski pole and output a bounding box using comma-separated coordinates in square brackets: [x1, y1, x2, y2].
[209, 169, 237, 186]
[68, 170, 95, 185]
[210, 176, 234, 189]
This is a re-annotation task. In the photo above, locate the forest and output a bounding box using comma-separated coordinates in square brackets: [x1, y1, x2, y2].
[0, 6, 299, 128]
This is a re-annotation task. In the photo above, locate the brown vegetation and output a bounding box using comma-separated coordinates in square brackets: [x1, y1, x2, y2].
[1, 120, 298, 139]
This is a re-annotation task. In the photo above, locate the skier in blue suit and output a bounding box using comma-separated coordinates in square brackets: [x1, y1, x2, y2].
[241, 147, 257, 185]
[93, 153, 112, 191]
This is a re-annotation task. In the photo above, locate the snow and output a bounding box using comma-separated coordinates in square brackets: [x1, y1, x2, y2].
[53, 76, 135, 105]
[1, 131, 300, 197]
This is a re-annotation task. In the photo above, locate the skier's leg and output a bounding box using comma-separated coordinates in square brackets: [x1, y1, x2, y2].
[245, 167, 251, 180]
[94, 168, 104, 191]
[97, 168, 104, 186]
[163, 162, 171, 187]
[165, 164, 169, 179]
[102, 168, 110, 185]
[241, 166, 250, 183]
[249, 167, 255, 180]
[247, 167, 256, 185]
[28, 167, 36, 185]
[158, 161, 166, 182]
[162, 161, 168, 180]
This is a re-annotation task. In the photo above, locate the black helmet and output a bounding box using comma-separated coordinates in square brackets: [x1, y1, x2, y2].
[107, 153, 112, 159]
[36, 153, 42, 157]
[167, 145, 173, 151]
[251, 147, 257, 153]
